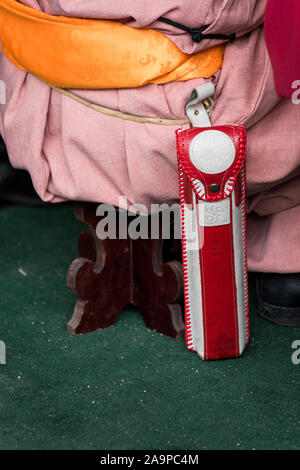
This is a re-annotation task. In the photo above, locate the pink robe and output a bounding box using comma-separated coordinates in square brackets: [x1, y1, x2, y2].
[0, 0, 299, 273]
[265, 0, 300, 98]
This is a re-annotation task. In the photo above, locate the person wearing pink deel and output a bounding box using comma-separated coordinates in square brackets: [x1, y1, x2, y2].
[0, 1, 300, 326]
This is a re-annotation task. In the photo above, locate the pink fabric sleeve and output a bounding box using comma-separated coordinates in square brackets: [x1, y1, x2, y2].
[264, 0, 300, 98]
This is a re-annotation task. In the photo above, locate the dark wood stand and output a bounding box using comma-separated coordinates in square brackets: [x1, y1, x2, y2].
[67, 203, 184, 338]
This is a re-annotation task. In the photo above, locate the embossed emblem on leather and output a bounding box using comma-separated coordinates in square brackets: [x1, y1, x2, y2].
[198, 199, 230, 227]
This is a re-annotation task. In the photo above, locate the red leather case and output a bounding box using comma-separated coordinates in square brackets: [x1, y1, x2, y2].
[176, 125, 249, 360]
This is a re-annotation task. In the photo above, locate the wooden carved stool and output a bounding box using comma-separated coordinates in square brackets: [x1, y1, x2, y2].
[67, 203, 184, 338]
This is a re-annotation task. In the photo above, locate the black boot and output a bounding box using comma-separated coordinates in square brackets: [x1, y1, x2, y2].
[0, 135, 47, 205]
[256, 273, 300, 327]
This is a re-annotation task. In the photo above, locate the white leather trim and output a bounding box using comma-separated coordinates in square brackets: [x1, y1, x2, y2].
[192, 179, 205, 198]
[231, 190, 247, 354]
[184, 193, 205, 357]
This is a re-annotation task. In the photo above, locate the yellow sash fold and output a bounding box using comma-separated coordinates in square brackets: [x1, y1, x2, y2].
[0, 0, 223, 89]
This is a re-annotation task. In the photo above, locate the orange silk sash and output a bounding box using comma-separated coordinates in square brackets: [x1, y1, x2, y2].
[0, 0, 223, 89]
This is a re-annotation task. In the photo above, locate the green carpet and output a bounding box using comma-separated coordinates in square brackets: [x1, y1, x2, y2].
[0, 203, 299, 450]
